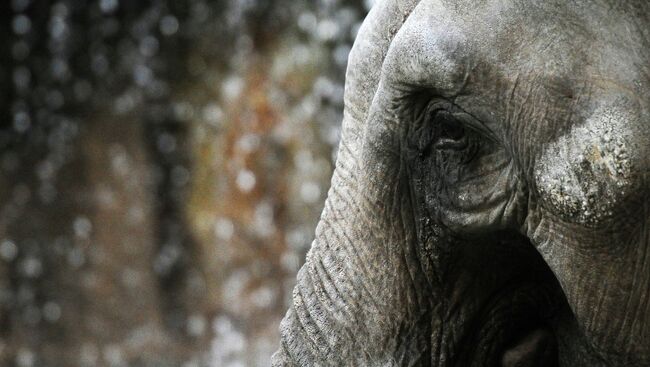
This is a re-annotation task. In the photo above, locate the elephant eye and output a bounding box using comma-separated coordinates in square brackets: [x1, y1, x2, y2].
[410, 99, 491, 162]
[418, 107, 471, 154]
[432, 111, 468, 150]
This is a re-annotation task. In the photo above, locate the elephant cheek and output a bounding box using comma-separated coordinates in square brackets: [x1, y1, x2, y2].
[529, 101, 650, 362]
[529, 220, 650, 364]
[525, 195, 650, 362]
[439, 161, 526, 233]
[532, 101, 646, 228]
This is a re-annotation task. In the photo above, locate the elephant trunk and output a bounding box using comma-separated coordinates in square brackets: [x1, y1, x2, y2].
[273, 1, 426, 364]
[272, 114, 435, 364]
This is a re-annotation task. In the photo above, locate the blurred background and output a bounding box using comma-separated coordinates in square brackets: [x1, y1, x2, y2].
[0, 0, 371, 366]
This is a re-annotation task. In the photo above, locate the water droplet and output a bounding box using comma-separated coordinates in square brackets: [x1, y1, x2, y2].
[139, 36, 159, 57]
[99, 0, 119, 14]
[20, 257, 42, 278]
[250, 286, 274, 309]
[298, 12, 317, 33]
[187, 314, 207, 336]
[235, 134, 260, 154]
[43, 301, 61, 322]
[215, 218, 235, 241]
[160, 15, 179, 36]
[12, 15, 31, 35]
[236, 169, 256, 193]
[16, 348, 35, 367]
[103, 344, 124, 365]
[73, 216, 92, 239]
[300, 181, 321, 203]
[222, 76, 244, 101]
[67, 247, 85, 268]
[317, 19, 340, 41]
[133, 64, 153, 87]
[202, 103, 223, 125]
[13, 111, 30, 133]
[157, 133, 176, 153]
[0, 240, 18, 261]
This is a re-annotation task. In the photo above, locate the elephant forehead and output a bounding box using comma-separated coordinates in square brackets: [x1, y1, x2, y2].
[381, 0, 469, 93]
[383, 0, 648, 98]
[383, 0, 585, 91]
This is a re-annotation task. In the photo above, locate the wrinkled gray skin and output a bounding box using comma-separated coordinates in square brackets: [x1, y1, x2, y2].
[274, 1, 650, 366]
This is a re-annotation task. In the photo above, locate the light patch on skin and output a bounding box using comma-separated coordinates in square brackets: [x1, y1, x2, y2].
[534, 106, 635, 226]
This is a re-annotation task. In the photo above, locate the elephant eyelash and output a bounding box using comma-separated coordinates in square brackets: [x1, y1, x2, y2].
[404, 96, 498, 163]
[427, 100, 499, 140]
[453, 110, 499, 144]
[427, 110, 469, 151]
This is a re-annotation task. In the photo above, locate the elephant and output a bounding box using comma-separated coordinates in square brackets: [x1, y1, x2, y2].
[273, 0, 649, 366]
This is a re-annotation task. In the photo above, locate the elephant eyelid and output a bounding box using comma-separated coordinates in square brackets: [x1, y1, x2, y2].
[420, 98, 499, 144]
[454, 113, 499, 144]
[427, 111, 467, 150]
[423, 104, 498, 147]
[434, 136, 469, 150]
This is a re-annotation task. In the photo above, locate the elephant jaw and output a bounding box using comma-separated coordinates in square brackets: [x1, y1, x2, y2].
[501, 328, 557, 367]
[430, 233, 566, 367]
[451, 281, 560, 367]
[485, 284, 560, 367]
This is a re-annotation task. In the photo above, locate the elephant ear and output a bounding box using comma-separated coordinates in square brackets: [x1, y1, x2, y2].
[272, 0, 421, 365]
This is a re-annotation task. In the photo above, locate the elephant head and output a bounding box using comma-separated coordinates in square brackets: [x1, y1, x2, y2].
[274, 1, 649, 366]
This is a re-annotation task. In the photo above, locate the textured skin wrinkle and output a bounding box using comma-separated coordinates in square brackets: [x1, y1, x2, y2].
[276, 0, 650, 366]
[296, 264, 333, 355]
[319, 215, 383, 316]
